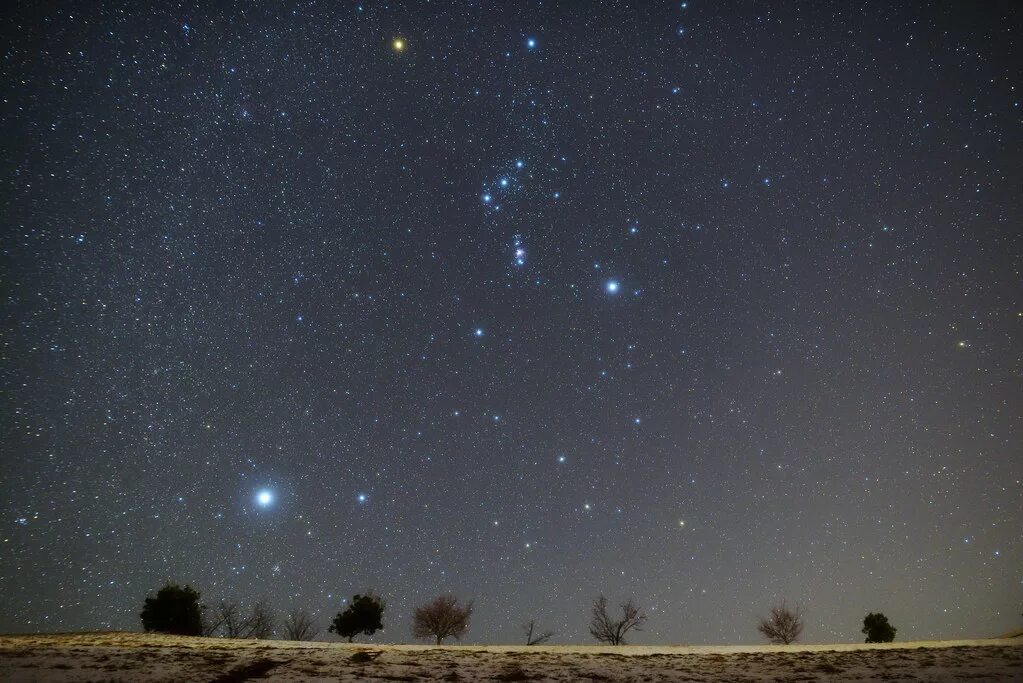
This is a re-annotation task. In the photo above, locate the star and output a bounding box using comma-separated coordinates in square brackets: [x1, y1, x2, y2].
[255, 490, 274, 507]
[605, 280, 620, 294]
[392, 37, 406, 52]
[526, 37, 537, 49]
[474, 328, 484, 337]
[357, 493, 368, 503]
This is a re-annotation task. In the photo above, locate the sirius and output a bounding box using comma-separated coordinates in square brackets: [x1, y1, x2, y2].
[256, 490, 274, 507]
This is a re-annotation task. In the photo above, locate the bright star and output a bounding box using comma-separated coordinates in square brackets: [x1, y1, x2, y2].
[482, 194, 492, 203]
[357, 493, 368, 503]
[605, 280, 620, 294]
[500, 178, 509, 187]
[516, 160, 524, 169]
[392, 38, 406, 52]
[256, 490, 274, 507]
[475, 328, 484, 337]
[526, 38, 537, 49]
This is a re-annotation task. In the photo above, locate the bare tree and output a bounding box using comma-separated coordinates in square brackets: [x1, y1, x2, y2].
[757, 602, 804, 645]
[201, 600, 244, 638]
[588, 595, 646, 645]
[201, 605, 222, 637]
[282, 608, 318, 641]
[412, 595, 473, 645]
[243, 600, 276, 639]
[523, 619, 555, 646]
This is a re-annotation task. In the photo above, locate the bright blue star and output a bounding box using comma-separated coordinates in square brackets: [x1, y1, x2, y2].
[500, 178, 509, 187]
[475, 328, 484, 337]
[256, 490, 274, 507]
[516, 160, 524, 169]
[605, 280, 620, 294]
[357, 493, 368, 503]
[526, 38, 537, 49]
[482, 194, 492, 203]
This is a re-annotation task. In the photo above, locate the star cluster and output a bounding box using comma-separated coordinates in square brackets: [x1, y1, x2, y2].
[0, 1, 1019, 644]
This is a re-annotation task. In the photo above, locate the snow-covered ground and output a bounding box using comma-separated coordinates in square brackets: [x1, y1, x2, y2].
[0, 631, 1021, 681]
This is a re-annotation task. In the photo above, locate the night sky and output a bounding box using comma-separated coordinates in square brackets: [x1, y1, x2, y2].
[2, 1, 1020, 645]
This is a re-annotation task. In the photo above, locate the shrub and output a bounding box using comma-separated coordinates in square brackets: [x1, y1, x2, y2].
[140, 583, 203, 636]
[329, 593, 385, 642]
[862, 612, 896, 643]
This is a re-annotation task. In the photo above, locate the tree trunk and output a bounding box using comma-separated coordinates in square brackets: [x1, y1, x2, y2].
[436, 635, 442, 645]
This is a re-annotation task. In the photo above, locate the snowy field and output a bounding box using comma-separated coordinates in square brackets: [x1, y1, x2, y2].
[1, 631, 1021, 681]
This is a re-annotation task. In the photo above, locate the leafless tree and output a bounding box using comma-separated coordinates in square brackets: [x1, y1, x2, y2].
[757, 601, 804, 645]
[201, 604, 221, 637]
[588, 595, 646, 645]
[282, 608, 318, 641]
[412, 595, 473, 645]
[243, 600, 276, 639]
[201, 600, 245, 638]
[523, 619, 555, 645]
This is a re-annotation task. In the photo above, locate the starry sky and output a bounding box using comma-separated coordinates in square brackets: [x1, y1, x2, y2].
[2, 1, 1020, 645]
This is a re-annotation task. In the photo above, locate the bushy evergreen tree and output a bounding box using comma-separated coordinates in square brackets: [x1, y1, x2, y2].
[140, 583, 203, 636]
[862, 612, 897, 643]
[329, 593, 385, 642]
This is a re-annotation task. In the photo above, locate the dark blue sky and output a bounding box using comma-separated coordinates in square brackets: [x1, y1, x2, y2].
[2, 0, 1019, 644]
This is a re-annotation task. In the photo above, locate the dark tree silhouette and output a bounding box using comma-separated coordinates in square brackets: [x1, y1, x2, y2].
[411, 595, 473, 645]
[244, 600, 276, 639]
[862, 612, 897, 643]
[523, 619, 555, 645]
[588, 595, 646, 645]
[204, 600, 244, 638]
[282, 608, 318, 641]
[140, 583, 204, 636]
[757, 602, 804, 645]
[329, 593, 385, 642]
[202, 599, 276, 639]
